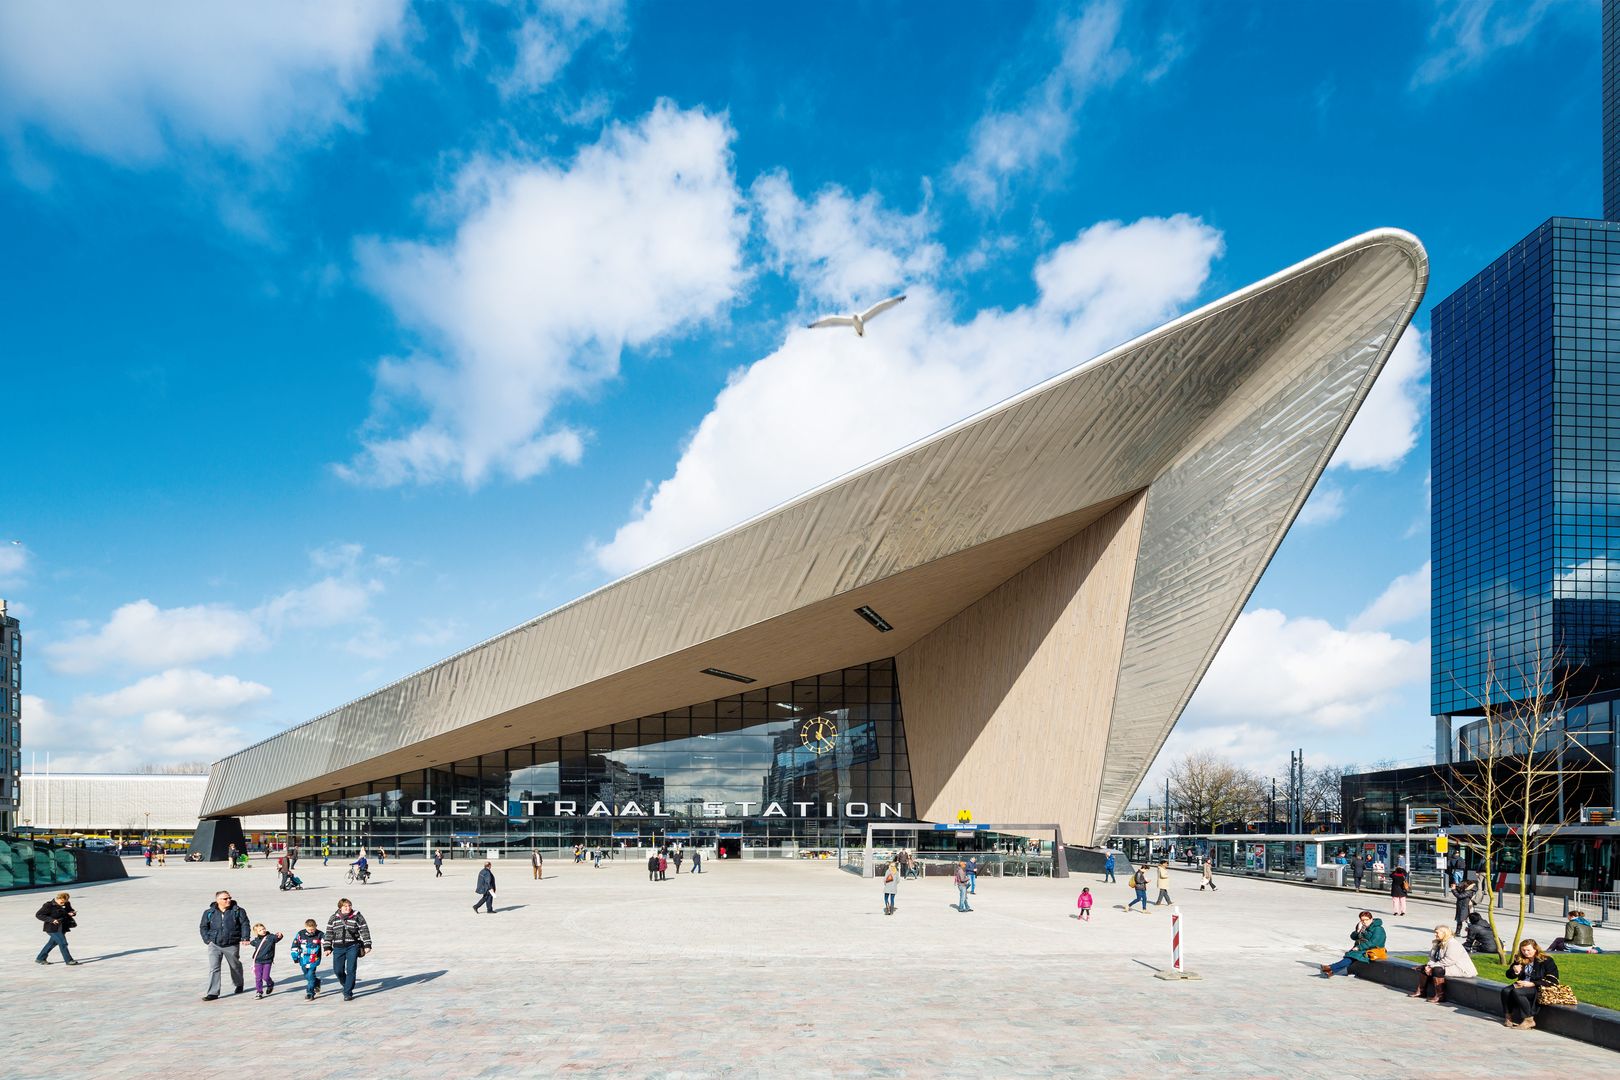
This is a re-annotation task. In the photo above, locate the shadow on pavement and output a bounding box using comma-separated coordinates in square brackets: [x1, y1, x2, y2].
[78, 945, 178, 964]
[354, 969, 447, 997]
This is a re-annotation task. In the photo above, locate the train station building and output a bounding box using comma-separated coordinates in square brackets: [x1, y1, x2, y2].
[196, 231, 1427, 860]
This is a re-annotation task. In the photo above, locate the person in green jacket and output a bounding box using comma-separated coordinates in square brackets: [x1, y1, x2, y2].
[1320, 911, 1386, 977]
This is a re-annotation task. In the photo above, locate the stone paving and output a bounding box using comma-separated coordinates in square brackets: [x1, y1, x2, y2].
[4, 855, 1617, 1079]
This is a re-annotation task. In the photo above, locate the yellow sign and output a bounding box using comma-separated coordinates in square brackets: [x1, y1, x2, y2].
[1434, 836, 1449, 854]
[957, 809, 972, 824]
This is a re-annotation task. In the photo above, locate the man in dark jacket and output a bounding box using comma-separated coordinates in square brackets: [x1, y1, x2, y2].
[199, 889, 252, 1000]
[35, 892, 78, 965]
[1463, 911, 1500, 955]
[474, 861, 497, 913]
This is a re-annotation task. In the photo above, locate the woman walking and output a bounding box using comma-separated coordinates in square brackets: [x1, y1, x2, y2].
[882, 860, 899, 915]
[1128, 866, 1150, 913]
[1413, 925, 1476, 1003]
[34, 892, 78, 966]
[1390, 865, 1410, 916]
[1502, 939, 1560, 1029]
[1198, 856, 1217, 892]
[324, 898, 372, 1002]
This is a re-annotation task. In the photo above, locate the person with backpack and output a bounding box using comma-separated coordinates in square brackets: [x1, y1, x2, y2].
[34, 892, 78, 966]
[290, 919, 324, 1000]
[474, 861, 497, 914]
[198, 889, 252, 1000]
[1128, 866, 1150, 913]
[882, 860, 900, 915]
[323, 898, 372, 1002]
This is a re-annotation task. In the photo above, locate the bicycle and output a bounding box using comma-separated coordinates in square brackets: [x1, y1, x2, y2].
[345, 864, 371, 885]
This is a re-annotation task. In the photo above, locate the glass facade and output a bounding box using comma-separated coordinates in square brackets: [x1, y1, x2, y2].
[0, 606, 18, 829]
[290, 658, 913, 857]
[1433, 217, 1620, 715]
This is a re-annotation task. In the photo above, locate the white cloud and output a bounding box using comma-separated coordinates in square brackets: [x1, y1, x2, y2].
[1351, 562, 1431, 631]
[1411, 0, 1560, 88]
[44, 600, 267, 676]
[1329, 327, 1428, 472]
[79, 669, 271, 718]
[0, 1, 408, 165]
[500, 0, 625, 98]
[1187, 607, 1428, 728]
[0, 541, 28, 583]
[23, 678, 266, 773]
[44, 544, 394, 674]
[594, 192, 1223, 575]
[752, 171, 943, 305]
[1295, 485, 1346, 527]
[342, 102, 750, 487]
[953, 0, 1128, 207]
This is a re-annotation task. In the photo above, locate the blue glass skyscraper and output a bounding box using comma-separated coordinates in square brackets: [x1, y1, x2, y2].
[1432, 2, 1620, 760]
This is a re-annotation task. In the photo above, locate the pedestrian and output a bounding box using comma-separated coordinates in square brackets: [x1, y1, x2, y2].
[249, 922, 283, 998]
[531, 848, 543, 881]
[198, 888, 252, 1000]
[647, 852, 659, 882]
[1198, 856, 1217, 892]
[1501, 939, 1559, 1029]
[882, 860, 899, 915]
[377, 848, 386, 866]
[1451, 875, 1477, 934]
[1390, 865, 1410, 916]
[227, 842, 238, 868]
[1128, 866, 1150, 913]
[433, 849, 443, 878]
[1351, 854, 1365, 892]
[1412, 925, 1476, 1004]
[290, 918, 324, 1000]
[144, 846, 153, 867]
[1102, 851, 1116, 883]
[673, 850, 683, 874]
[1463, 912, 1500, 955]
[1154, 860, 1173, 905]
[967, 856, 978, 894]
[323, 898, 372, 1002]
[474, 861, 497, 914]
[34, 891, 79, 966]
[658, 853, 668, 881]
[953, 861, 973, 912]
[322, 843, 330, 867]
[692, 849, 703, 874]
[156, 845, 166, 866]
[1319, 911, 1386, 977]
[1077, 886, 1093, 922]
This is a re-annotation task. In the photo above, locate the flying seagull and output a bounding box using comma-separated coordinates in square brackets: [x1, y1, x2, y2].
[807, 294, 906, 337]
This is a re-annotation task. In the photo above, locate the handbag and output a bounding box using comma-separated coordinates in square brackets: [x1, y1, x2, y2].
[1538, 982, 1578, 1006]
[1366, 947, 1388, 962]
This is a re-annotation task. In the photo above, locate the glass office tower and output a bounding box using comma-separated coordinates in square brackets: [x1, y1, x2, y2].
[1432, 2, 1620, 757]
[0, 601, 18, 832]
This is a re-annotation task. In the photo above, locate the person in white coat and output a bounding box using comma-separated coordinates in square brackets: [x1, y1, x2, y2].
[1413, 925, 1477, 1004]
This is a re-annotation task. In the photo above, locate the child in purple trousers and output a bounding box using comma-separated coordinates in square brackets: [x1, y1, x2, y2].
[250, 923, 283, 998]
[1077, 887, 1094, 921]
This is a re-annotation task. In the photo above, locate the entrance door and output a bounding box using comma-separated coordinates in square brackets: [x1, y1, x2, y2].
[717, 838, 742, 860]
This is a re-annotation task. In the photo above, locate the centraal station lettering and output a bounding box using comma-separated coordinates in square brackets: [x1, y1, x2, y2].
[407, 799, 907, 819]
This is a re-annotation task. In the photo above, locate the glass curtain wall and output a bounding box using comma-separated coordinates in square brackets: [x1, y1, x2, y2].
[289, 659, 912, 858]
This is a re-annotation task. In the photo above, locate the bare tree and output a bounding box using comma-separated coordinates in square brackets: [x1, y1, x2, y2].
[1302, 765, 1355, 828]
[1166, 751, 1266, 833]
[1441, 645, 1608, 960]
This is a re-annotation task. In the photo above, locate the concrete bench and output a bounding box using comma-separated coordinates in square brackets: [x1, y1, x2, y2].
[1350, 957, 1620, 1051]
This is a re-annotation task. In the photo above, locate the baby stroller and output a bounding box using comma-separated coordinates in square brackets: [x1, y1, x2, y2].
[279, 869, 304, 891]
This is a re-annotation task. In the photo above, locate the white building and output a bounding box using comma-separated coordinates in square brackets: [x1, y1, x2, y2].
[20, 773, 282, 835]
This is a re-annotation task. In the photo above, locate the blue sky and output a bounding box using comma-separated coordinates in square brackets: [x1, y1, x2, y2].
[0, 1, 1600, 796]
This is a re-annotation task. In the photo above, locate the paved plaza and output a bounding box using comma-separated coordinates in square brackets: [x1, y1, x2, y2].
[5, 857, 1617, 1079]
